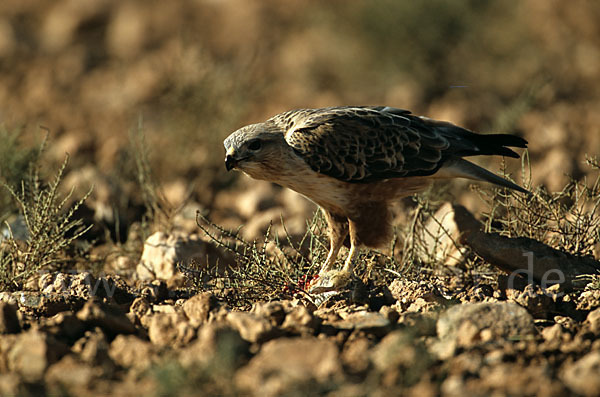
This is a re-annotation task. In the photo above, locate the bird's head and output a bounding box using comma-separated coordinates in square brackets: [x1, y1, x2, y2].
[223, 123, 285, 178]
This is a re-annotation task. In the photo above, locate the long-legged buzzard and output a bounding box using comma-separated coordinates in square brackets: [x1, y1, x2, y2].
[224, 106, 528, 293]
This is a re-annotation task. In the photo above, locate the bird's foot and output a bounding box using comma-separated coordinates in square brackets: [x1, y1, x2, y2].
[308, 269, 352, 294]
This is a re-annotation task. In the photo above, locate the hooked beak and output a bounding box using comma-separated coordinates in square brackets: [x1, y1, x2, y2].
[225, 147, 237, 171]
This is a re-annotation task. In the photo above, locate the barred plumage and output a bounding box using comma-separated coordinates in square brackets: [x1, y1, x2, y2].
[224, 106, 528, 293]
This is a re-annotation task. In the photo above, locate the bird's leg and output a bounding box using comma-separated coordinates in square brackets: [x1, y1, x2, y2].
[318, 210, 348, 277]
[341, 220, 360, 275]
[309, 210, 348, 294]
[311, 219, 359, 293]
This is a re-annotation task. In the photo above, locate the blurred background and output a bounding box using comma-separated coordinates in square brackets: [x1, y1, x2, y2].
[1, 0, 599, 243]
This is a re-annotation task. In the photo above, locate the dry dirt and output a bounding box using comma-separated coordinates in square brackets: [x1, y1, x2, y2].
[1, 0, 600, 396]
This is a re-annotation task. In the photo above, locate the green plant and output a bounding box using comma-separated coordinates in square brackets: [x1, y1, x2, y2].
[0, 138, 92, 291]
[180, 211, 331, 308]
[481, 155, 600, 257]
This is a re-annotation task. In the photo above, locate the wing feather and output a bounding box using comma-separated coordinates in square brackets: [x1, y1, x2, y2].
[282, 107, 450, 183]
[277, 106, 527, 184]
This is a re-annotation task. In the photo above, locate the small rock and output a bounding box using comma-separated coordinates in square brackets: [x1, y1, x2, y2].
[183, 292, 217, 326]
[577, 289, 600, 311]
[251, 301, 287, 326]
[77, 300, 136, 335]
[136, 231, 208, 280]
[438, 302, 535, 341]
[418, 203, 476, 266]
[541, 324, 564, 342]
[72, 328, 112, 368]
[341, 336, 371, 375]
[152, 304, 178, 314]
[434, 302, 535, 358]
[45, 354, 100, 394]
[227, 311, 280, 344]
[0, 373, 20, 396]
[397, 312, 438, 337]
[0, 302, 20, 334]
[39, 271, 121, 300]
[585, 307, 600, 334]
[180, 322, 250, 368]
[379, 305, 400, 324]
[370, 330, 431, 387]
[235, 337, 342, 396]
[389, 279, 445, 312]
[281, 305, 320, 335]
[147, 313, 195, 347]
[8, 329, 68, 382]
[328, 311, 390, 337]
[561, 351, 600, 397]
[506, 284, 555, 318]
[128, 297, 152, 323]
[0, 292, 17, 305]
[109, 335, 154, 371]
[371, 330, 424, 371]
[140, 280, 169, 302]
[39, 312, 85, 341]
[0, 334, 18, 372]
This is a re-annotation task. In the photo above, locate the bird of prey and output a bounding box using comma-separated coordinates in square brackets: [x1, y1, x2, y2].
[224, 106, 528, 293]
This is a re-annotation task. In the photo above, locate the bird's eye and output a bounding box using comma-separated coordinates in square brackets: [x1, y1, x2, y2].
[248, 139, 262, 151]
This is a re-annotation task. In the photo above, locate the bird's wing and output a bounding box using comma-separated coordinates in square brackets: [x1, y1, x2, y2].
[281, 106, 527, 184]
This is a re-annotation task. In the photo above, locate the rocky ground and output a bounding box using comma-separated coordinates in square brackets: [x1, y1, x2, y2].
[2, 0, 600, 396]
[1, 260, 600, 396]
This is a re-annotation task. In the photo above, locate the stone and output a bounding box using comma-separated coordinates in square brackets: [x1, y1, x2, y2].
[235, 337, 342, 396]
[140, 280, 169, 302]
[0, 292, 17, 305]
[180, 322, 250, 368]
[136, 231, 208, 280]
[39, 312, 85, 341]
[438, 302, 535, 342]
[341, 336, 371, 375]
[577, 289, 600, 311]
[418, 203, 477, 266]
[8, 329, 68, 382]
[183, 292, 217, 326]
[370, 330, 423, 372]
[506, 284, 555, 318]
[0, 302, 20, 334]
[227, 311, 280, 344]
[147, 312, 195, 347]
[561, 351, 600, 397]
[460, 223, 600, 292]
[251, 301, 287, 326]
[541, 324, 564, 342]
[45, 354, 100, 394]
[39, 271, 124, 301]
[434, 302, 535, 359]
[585, 307, 600, 334]
[389, 279, 446, 312]
[77, 300, 136, 335]
[128, 297, 152, 324]
[109, 335, 154, 371]
[379, 305, 400, 323]
[327, 311, 390, 337]
[0, 373, 20, 396]
[72, 328, 111, 367]
[281, 305, 320, 335]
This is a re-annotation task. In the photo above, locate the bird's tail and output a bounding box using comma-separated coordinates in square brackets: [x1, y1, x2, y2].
[466, 133, 528, 159]
[438, 159, 530, 194]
